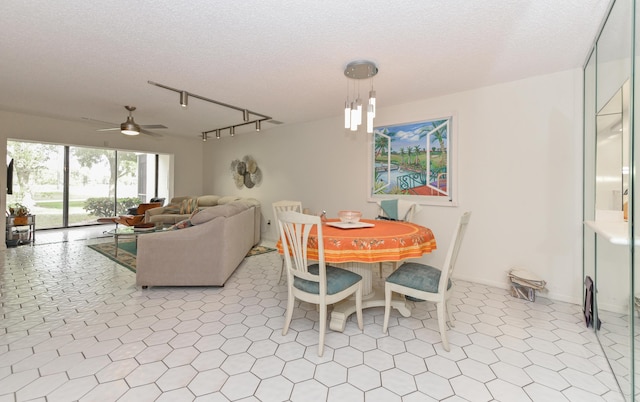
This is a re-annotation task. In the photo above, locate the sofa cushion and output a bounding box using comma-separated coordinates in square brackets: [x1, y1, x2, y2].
[190, 202, 251, 225]
[180, 198, 198, 214]
[218, 195, 242, 204]
[197, 195, 221, 207]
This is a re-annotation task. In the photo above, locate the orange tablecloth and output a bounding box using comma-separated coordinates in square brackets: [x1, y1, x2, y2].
[277, 219, 437, 263]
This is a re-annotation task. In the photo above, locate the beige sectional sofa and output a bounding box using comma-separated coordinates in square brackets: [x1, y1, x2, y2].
[144, 195, 246, 225]
[136, 199, 261, 287]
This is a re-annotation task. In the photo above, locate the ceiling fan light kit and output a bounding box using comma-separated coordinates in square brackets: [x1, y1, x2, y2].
[148, 80, 272, 140]
[120, 107, 141, 135]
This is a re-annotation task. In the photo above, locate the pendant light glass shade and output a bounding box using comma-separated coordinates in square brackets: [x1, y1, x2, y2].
[367, 104, 374, 133]
[350, 103, 358, 131]
[369, 90, 376, 118]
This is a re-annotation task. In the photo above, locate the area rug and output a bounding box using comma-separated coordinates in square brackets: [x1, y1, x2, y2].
[88, 242, 276, 272]
[88, 241, 137, 272]
[246, 245, 277, 257]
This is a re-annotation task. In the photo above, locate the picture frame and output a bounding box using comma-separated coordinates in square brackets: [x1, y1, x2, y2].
[368, 115, 457, 206]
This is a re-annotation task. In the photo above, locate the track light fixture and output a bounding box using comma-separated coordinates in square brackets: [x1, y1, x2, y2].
[201, 132, 207, 142]
[147, 80, 273, 137]
[180, 91, 188, 108]
[343, 61, 378, 133]
[201, 118, 268, 139]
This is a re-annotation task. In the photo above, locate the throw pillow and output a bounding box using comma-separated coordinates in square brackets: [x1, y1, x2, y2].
[169, 219, 193, 230]
[179, 198, 198, 215]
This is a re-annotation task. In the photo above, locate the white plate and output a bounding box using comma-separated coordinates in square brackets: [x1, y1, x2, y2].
[326, 221, 375, 229]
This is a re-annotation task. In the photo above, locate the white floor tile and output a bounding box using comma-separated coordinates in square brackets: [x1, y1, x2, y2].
[0, 231, 625, 401]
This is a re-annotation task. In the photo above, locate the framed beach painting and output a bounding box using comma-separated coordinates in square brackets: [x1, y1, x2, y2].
[369, 115, 456, 206]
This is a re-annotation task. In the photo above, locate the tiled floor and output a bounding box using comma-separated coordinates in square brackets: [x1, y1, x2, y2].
[0, 227, 626, 401]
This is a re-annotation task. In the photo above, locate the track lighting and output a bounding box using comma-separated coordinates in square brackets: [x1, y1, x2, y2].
[147, 81, 273, 136]
[180, 91, 188, 108]
[343, 61, 378, 133]
[201, 132, 207, 142]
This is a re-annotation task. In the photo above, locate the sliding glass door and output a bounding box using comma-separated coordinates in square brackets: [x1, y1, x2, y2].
[7, 140, 163, 230]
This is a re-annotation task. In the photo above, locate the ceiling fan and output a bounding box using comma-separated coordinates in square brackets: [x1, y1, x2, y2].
[86, 106, 166, 137]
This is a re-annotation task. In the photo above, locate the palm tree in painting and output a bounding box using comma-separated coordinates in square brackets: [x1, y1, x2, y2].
[413, 145, 421, 165]
[399, 148, 405, 167]
[406, 147, 413, 168]
[374, 131, 388, 159]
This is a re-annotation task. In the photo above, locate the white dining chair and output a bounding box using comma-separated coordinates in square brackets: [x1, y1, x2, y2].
[277, 210, 364, 356]
[272, 200, 303, 283]
[382, 211, 471, 351]
[377, 199, 417, 222]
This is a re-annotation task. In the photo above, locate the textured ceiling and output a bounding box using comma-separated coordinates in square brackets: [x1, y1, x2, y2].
[0, 0, 611, 139]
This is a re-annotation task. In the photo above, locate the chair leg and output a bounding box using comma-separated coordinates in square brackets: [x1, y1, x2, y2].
[436, 302, 450, 351]
[382, 285, 392, 334]
[379, 262, 383, 278]
[355, 284, 363, 330]
[446, 300, 455, 328]
[318, 303, 327, 356]
[278, 258, 285, 284]
[282, 293, 295, 336]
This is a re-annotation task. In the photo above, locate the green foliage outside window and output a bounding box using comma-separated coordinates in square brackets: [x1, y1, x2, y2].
[83, 197, 141, 217]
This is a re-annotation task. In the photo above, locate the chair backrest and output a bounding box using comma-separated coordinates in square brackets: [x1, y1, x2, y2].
[439, 211, 472, 291]
[272, 200, 303, 230]
[276, 210, 328, 295]
[378, 199, 417, 222]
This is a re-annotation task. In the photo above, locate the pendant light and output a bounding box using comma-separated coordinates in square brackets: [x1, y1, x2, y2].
[343, 61, 378, 133]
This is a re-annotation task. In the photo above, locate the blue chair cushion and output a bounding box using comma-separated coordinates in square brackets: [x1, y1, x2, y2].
[294, 264, 362, 295]
[386, 262, 452, 301]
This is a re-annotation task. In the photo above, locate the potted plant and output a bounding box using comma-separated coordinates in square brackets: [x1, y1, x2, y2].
[8, 203, 30, 225]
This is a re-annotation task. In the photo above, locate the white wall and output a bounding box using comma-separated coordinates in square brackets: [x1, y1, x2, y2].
[203, 69, 584, 304]
[0, 110, 205, 248]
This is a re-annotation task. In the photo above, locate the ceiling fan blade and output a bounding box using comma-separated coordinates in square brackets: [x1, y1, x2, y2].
[96, 127, 120, 132]
[140, 129, 163, 138]
[82, 117, 119, 126]
[140, 124, 167, 129]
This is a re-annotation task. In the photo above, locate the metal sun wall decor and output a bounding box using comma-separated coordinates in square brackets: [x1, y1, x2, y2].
[231, 155, 262, 189]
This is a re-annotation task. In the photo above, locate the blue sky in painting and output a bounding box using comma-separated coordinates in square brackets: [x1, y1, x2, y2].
[374, 119, 447, 151]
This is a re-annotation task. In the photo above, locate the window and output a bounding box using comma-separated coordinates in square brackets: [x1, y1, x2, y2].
[7, 140, 165, 229]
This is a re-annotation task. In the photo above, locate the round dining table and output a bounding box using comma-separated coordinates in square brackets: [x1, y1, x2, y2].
[277, 218, 437, 331]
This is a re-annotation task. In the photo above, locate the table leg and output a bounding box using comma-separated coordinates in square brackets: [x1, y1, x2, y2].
[114, 233, 119, 257]
[329, 262, 412, 332]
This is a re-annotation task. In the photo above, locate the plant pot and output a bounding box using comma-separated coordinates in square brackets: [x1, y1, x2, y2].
[13, 216, 28, 225]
